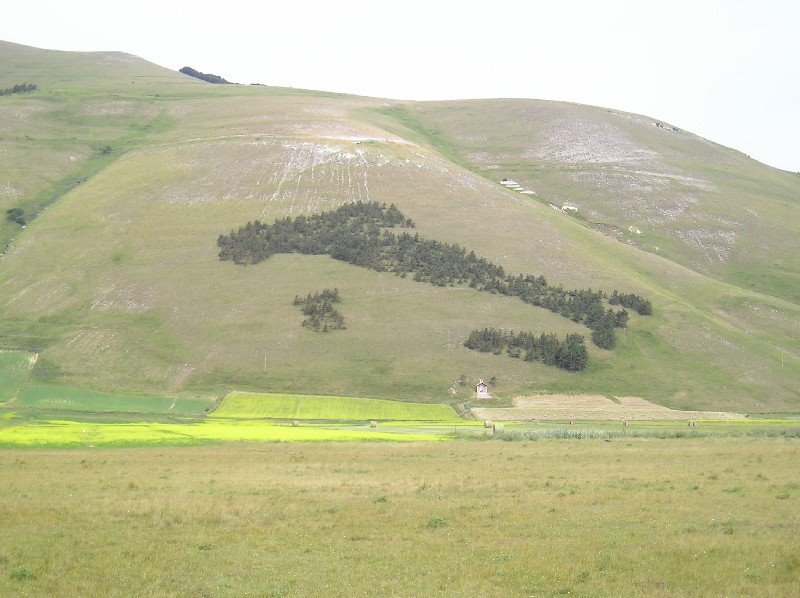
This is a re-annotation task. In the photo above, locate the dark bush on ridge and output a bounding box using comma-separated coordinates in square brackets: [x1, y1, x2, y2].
[179, 67, 231, 84]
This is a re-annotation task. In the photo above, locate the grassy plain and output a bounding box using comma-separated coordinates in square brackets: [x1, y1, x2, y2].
[0, 439, 797, 596]
[213, 391, 461, 421]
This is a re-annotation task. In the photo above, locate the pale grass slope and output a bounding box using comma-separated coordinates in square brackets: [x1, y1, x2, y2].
[379, 100, 800, 303]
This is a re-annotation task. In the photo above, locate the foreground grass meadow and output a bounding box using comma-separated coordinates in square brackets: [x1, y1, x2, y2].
[1, 439, 798, 596]
[2, 368, 799, 594]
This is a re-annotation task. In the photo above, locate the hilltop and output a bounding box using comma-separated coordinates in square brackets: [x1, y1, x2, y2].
[0, 40, 798, 412]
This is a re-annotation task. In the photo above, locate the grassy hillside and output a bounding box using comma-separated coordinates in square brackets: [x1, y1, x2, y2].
[0, 41, 798, 412]
[0, 41, 202, 251]
[371, 101, 800, 303]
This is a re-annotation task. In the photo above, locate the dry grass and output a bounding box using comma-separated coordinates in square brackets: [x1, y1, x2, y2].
[0, 439, 798, 595]
[472, 394, 744, 421]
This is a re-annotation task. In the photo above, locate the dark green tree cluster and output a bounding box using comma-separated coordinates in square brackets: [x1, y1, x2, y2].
[464, 328, 588, 371]
[5, 208, 25, 226]
[0, 83, 37, 96]
[293, 288, 346, 332]
[217, 201, 412, 265]
[179, 67, 231, 84]
[609, 290, 652, 315]
[218, 201, 650, 348]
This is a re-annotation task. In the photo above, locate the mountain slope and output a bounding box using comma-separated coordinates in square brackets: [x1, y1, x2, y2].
[0, 40, 215, 251]
[0, 41, 798, 412]
[371, 100, 800, 303]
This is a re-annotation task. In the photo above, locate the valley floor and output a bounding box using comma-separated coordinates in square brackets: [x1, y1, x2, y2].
[0, 439, 798, 596]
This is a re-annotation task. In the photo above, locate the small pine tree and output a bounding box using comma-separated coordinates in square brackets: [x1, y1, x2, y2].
[556, 334, 589, 371]
[591, 326, 617, 349]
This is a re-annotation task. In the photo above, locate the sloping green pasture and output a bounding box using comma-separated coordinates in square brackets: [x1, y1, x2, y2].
[13, 384, 213, 415]
[211, 391, 462, 422]
[0, 350, 34, 403]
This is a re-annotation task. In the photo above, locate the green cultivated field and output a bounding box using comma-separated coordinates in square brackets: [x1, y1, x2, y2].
[13, 384, 213, 415]
[0, 391, 461, 447]
[0, 351, 34, 403]
[0, 418, 441, 448]
[212, 391, 462, 421]
[0, 440, 797, 596]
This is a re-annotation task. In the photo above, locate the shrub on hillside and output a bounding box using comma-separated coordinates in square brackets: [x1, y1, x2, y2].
[293, 288, 346, 332]
[609, 290, 652, 315]
[5, 208, 25, 226]
[463, 328, 588, 371]
[0, 83, 37, 96]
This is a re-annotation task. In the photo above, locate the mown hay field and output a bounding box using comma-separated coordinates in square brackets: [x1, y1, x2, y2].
[211, 391, 462, 422]
[473, 394, 745, 421]
[0, 439, 797, 596]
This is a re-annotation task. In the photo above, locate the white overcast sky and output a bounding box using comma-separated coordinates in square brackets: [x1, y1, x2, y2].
[3, 0, 799, 171]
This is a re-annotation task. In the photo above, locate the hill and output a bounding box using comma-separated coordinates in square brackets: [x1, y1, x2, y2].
[372, 101, 800, 302]
[0, 40, 798, 412]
